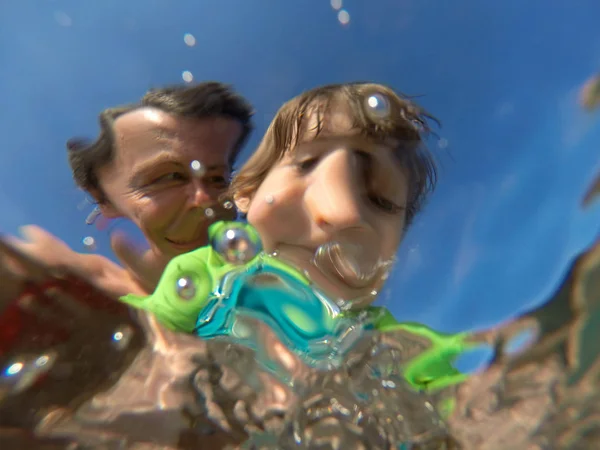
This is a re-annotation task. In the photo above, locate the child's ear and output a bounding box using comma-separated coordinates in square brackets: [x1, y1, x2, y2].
[234, 195, 251, 213]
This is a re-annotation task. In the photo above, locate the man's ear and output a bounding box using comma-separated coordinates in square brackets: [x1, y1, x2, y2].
[88, 188, 121, 218]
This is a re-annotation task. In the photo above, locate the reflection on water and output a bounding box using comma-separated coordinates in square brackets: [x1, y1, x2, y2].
[0, 175, 597, 449]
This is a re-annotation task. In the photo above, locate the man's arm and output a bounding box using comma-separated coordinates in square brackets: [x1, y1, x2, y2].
[4, 225, 150, 298]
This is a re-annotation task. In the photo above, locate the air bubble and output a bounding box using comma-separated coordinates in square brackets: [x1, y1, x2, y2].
[365, 93, 391, 119]
[330, 0, 342, 10]
[85, 207, 101, 225]
[1, 352, 57, 395]
[411, 119, 425, 132]
[112, 325, 134, 350]
[503, 326, 538, 356]
[338, 9, 350, 25]
[223, 201, 234, 210]
[211, 225, 261, 264]
[382, 379, 396, 388]
[438, 138, 449, 149]
[182, 71, 194, 83]
[82, 236, 96, 251]
[5, 362, 23, 376]
[176, 276, 197, 300]
[313, 238, 380, 289]
[190, 159, 206, 176]
[35, 355, 50, 367]
[183, 33, 196, 47]
[204, 208, 215, 218]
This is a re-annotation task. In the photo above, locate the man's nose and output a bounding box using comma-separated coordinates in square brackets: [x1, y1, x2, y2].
[305, 149, 368, 233]
[186, 179, 212, 208]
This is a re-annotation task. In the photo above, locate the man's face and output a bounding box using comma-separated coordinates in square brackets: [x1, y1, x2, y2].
[97, 107, 243, 261]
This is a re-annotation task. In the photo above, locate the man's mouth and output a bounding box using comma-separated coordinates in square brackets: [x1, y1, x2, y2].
[165, 234, 207, 250]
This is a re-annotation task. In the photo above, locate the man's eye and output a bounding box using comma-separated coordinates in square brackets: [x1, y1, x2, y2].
[206, 175, 228, 186]
[156, 172, 186, 183]
[368, 194, 405, 215]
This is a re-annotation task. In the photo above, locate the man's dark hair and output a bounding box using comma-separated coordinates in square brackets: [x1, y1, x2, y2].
[67, 82, 254, 203]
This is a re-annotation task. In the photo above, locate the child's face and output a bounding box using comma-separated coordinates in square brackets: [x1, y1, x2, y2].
[238, 102, 409, 305]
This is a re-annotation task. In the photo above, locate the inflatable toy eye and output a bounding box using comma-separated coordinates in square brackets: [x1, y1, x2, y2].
[176, 275, 197, 300]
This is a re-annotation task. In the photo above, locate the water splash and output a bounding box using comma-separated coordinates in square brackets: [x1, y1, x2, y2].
[0, 174, 598, 449]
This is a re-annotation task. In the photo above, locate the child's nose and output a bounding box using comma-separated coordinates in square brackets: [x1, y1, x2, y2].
[305, 149, 368, 233]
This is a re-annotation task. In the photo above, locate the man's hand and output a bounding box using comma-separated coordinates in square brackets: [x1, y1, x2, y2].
[109, 231, 170, 294]
[4, 226, 149, 298]
[109, 202, 237, 293]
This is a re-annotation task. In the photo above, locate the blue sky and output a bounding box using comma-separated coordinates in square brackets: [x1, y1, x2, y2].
[1, 0, 599, 336]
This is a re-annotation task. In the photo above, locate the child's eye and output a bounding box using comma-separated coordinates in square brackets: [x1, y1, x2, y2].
[295, 157, 319, 173]
[368, 194, 405, 215]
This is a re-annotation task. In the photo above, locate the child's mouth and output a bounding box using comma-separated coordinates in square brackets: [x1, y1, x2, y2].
[312, 241, 380, 289]
[312, 238, 394, 291]
[271, 237, 394, 307]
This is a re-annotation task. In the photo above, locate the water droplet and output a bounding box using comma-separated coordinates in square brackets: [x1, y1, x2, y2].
[365, 93, 391, 119]
[85, 207, 101, 225]
[182, 70, 194, 83]
[35, 355, 50, 367]
[438, 137, 449, 149]
[190, 159, 206, 176]
[337, 9, 350, 25]
[82, 236, 96, 251]
[176, 276, 197, 300]
[330, 0, 342, 10]
[503, 325, 538, 356]
[411, 119, 425, 132]
[204, 208, 215, 218]
[5, 362, 23, 376]
[382, 379, 396, 388]
[183, 33, 196, 47]
[223, 201, 234, 210]
[1, 352, 57, 395]
[211, 225, 261, 265]
[77, 197, 93, 211]
[112, 325, 134, 350]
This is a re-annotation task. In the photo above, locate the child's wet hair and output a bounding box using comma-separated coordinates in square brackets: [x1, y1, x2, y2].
[229, 82, 439, 225]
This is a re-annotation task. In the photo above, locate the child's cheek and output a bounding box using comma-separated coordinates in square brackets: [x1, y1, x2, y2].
[246, 199, 275, 245]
